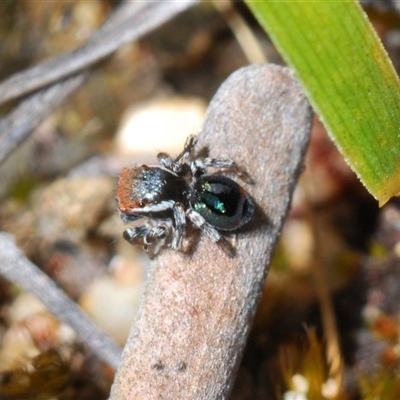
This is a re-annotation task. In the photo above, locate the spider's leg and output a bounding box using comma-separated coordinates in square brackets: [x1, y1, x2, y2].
[124, 223, 168, 245]
[143, 224, 169, 244]
[123, 223, 170, 256]
[157, 135, 197, 175]
[171, 203, 186, 250]
[187, 208, 235, 257]
[191, 157, 254, 184]
[143, 224, 171, 258]
[175, 135, 197, 163]
[157, 152, 174, 171]
[123, 224, 150, 245]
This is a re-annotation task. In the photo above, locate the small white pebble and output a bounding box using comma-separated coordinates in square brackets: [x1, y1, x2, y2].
[362, 303, 381, 324]
[79, 275, 144, 345]
[292, 374, 309, 393]
[281, 220, 314, 272]
[115, 96, 206, 157]
[392, 343, 400, 358]
[394, 241, 400, 258]
[8, 293, 47, 323]
[283, 390, 307, 400]
[321, 378, 339, 398]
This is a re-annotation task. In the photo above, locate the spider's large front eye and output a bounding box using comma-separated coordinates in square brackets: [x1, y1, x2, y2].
[191, 175, 254, 231]
[138, 200, 147, 208]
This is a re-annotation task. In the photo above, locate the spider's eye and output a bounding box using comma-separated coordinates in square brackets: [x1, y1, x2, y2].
[138, 200, 147, 208]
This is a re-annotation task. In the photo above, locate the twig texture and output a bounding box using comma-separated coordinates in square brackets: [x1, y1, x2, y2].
[0, 0, 199, 166]
[0, 1, 198, 105]
[0, 233, 122, 370]
[110, 64, 312, 399]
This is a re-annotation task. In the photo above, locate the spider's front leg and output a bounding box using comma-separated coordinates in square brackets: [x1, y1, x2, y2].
[187, 208, 235, 257]
[123, 223, 170, 257]
[191, 157, 254, 184]
[158, 135, 197, 176]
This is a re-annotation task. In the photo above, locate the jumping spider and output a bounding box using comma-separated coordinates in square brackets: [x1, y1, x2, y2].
[116, 135, 254, 257]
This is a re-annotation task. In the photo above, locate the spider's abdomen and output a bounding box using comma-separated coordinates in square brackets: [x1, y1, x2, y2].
[190, 175, 254, 231]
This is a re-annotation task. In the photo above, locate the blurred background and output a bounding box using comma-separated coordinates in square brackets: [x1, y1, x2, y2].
[0, 1, 399, 399]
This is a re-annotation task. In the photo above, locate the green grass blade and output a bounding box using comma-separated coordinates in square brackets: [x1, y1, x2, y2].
[246, 0, 400, 205]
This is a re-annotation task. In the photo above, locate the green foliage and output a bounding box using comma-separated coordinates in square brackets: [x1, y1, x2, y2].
[246, 1, 400, 205]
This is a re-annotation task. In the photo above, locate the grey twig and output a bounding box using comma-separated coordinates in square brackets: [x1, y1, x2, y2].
[0, 73, 88, 166]
[0, 233, 122, 370]
[0, 0, 199, 105]
[109, 64, 312, 399]
[0, 0, 199, 166]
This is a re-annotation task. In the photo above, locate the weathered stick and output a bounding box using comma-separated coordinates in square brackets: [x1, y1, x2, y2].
[0, 233, 122, 370]
[110, 64, 312, 399]
[0, 0, 199, 166]
[0, 0, 199, 105]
